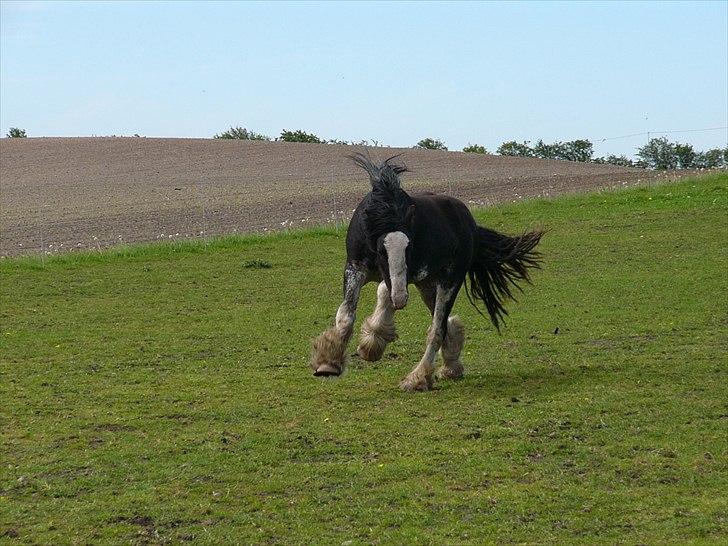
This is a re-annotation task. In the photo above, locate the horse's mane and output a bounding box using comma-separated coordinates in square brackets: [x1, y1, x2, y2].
[349, 152, 412, 247]
[349, 152, 409, 193]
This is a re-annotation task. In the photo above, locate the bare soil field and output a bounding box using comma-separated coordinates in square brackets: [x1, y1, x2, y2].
[0, 137, 693, 257]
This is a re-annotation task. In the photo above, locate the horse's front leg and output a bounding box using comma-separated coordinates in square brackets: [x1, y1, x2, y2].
[311, 264, 367, 376]
[357, 281, 397, 361]
[400, 283, 460, 392]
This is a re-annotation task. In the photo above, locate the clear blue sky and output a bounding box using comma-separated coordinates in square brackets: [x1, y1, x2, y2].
[1, 1, 726, 157]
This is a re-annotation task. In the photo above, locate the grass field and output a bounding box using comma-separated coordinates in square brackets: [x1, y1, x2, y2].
[1, 173, 726, 544]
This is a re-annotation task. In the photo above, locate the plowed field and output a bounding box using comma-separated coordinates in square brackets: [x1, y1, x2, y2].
[0, 137, 689, 256]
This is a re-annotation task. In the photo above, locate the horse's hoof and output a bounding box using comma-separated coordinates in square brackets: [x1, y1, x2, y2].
[436, 363, 464, 380]
[399, 374, 433, 392]
[356, 342, 384, 362]
[313, 363, 341, 377]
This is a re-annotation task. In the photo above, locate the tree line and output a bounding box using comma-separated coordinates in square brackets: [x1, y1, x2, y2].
[7, 125, 726, 170]
[214, 127, 727, 170]
[491, 136, 726, 169]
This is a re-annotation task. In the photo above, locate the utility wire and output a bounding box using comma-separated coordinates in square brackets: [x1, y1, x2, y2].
[596, 126, 727, 142]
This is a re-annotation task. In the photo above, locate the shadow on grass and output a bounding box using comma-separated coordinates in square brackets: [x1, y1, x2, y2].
[451, 362, 603, 400]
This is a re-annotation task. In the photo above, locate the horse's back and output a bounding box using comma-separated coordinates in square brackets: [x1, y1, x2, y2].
[411, 193, 476, 233]
[410, 193, 477, 274]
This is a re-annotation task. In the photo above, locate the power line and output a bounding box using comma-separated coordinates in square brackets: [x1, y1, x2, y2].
[596, 126, 727, 142]
[597, 131, 649, 142]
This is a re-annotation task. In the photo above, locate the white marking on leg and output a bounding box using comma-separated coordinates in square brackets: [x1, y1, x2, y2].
[358, 281, 397, 361]
[401, 285, 455, 391]
[383, 231, 409, 309]
[437, 316, 465, 380]
[335, 302, 355, 338]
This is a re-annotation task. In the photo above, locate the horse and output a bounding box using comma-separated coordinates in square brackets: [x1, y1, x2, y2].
[311, 153, 543, 391]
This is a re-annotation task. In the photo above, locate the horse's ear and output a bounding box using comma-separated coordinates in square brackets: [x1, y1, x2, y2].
[405, 204, 415, 227]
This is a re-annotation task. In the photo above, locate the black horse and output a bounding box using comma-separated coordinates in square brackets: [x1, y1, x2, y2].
[311, 153, 542, 391]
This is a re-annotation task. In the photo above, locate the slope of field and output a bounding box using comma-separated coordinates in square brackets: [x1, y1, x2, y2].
[1, 174, 726, 544]
[0, 137, 688, 257]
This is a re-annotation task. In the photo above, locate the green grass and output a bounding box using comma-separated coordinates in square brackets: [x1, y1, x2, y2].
[2, 173, 726, 545]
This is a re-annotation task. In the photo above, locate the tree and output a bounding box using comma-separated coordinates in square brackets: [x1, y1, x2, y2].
[637, 137, 678, 170]
[674, 143, 696, 169]
[462, 143, 488, 154]
[7, 127, 26, 138]
[279, 129, 323, 143]
[415, 138, 448, 151]
[593, 154, 635, 167]
[693, 148, 727, 169]
[496, 140, 533, 157]
[532, 139, 566, 160]
[214, 126, 270, 140]
[562, 139, 594, 162]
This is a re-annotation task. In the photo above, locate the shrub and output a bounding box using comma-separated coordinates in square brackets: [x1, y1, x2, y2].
[593, 155, 635, 167]
[415, 138, 448, 150]
[693, 148, 727, 169]
[674, 143, 696, 169]
[462, 144, 488, 154]
[496, 140, 533, 157]
[7, 128, 27, 138]
[637, 137, 678, 170]
[562, 139, 594, 162]
[214, 127, 271, 140]
[279, 130, 322, 143]
[532, 139, 564, 160]
[607, 155, 635, 167]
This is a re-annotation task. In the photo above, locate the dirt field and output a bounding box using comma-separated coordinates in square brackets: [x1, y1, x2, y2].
[0, 137, 691, 257]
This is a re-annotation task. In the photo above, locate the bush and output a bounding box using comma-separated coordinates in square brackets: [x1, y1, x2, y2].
[496, 140, 533, 157]
[693, 148, 727, 169]
[674, 143, 696, 169]
[214, 127, 271, 140]
[562, 139, 594, 162]
[279, 130, 322, 143]
[415, 138, 448, 151]
[637, 138, 726, 170]
[497, 139, 593, 162]
[593, 155, 635, 167]
[7, 128, 27, 138]
[637, 137, 678, 170]
[532, 139, 564, 160]
[462, 144, 487, 154]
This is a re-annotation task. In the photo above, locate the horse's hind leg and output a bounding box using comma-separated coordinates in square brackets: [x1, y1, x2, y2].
[401, 283, 459, 392]
[417, 285, 465, 381]
[437, 316, 465, 380]
[357, 281, 397, 361]
[311, 264, 366, 376]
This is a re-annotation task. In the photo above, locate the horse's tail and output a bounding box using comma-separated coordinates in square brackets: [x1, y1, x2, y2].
[465, 226, 543, 330]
